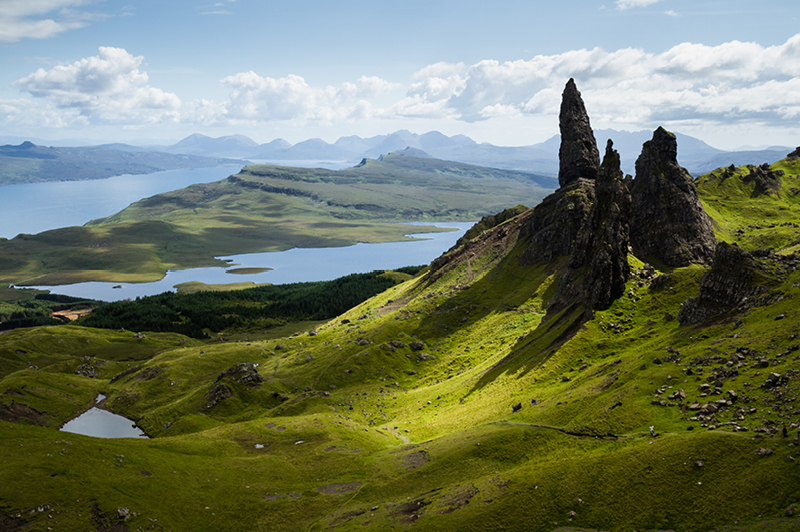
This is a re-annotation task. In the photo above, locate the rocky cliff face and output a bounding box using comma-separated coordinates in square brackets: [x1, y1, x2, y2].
[518, 179, 595, 266]
[558, 78, 600, 188]
[440, 80, 722, 324]
[573, 140, 632, 310]
[629, 127, 717, 267]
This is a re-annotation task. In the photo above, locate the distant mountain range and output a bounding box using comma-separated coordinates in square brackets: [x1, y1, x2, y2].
[2, 129, 794, 183]
[126, 129, 794, 177]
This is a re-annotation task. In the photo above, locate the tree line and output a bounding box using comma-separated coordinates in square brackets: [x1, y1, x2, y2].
[77, 267, 425, 338]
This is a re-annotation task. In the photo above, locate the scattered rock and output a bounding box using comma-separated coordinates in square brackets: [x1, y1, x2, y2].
[214, 362, 264, 386]
[316, 482, 362, 496]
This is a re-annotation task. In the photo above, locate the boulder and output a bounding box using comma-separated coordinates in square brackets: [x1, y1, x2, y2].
[629, 127, 716, 267]
[558, 78, 600, 187]
[214, 362, 265, 386]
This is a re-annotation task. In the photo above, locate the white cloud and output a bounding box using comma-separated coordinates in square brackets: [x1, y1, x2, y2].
[0, 0, 95, 42]
[616, 0, 661, 9]
[11, 34, 800, 144]
[398, 33, 800, 130]
[13, 47, 181, 124]
[187, 71, 396, 126]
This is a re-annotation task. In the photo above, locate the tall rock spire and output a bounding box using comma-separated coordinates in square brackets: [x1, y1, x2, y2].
[629, 127, 717, 267]
[573, 140, 632, 310]
[558, 78, 600, 188]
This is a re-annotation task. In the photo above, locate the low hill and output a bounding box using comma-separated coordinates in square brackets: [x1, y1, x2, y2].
[0, 141, 245, 185]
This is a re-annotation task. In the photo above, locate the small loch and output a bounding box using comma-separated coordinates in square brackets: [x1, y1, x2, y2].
[60, 394, 148, 439]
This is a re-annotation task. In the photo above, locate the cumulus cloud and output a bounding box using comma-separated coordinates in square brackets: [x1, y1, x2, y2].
[0, 0, 96, 42]
[396, 33, 800, 130]
[12, 34, 800, 140]
[186, 72, 397, 125]
[616, 0, 661, 9]
[13, 47, 181, 124]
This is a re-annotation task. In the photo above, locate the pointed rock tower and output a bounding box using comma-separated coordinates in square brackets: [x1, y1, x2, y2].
[629, 127, 717, 267]
[575, 140, 632, 310]
[558, 78, 600, 187]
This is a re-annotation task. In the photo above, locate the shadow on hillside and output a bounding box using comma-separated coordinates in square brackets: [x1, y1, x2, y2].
[407, 243, 586, 398]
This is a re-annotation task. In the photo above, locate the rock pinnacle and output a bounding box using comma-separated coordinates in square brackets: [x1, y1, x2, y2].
[558, 78, 600, 188]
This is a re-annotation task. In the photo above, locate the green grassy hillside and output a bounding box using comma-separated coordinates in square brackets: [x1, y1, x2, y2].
[1, 152, 799, 531]
[697, 155, 800, 252]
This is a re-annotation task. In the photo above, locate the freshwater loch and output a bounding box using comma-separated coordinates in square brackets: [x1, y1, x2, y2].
[60, 395, 148, 439]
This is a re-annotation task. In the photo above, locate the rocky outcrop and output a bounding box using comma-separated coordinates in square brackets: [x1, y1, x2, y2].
[743, 163, 784, 197]
[678, 243, 773, 324]
[573, 140, 632, 310]
[546, 141, 631, 313]
[788, 147, 800, 160]
[519, 179, 595, 266]
[558, 78, 600, 187]
[214, 362, 265, 385]
[630, 127, 716, 267]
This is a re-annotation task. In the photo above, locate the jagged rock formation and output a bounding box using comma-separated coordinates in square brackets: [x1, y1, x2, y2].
[788, 147, 800, 160]
[573, 140, 632, 310]
[677, 243, 797, 324]
[744, 163, 784, 196]
[630, 127, 716, 267]
[545, 141, 632, 314]
[519, 179, 595, 266]
[558, 78, 600, 187]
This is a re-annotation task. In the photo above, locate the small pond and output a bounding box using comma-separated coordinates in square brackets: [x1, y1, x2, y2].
[60, 395, 148, 439]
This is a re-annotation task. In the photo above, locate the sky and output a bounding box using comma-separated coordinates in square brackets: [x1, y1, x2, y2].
[1, 0, 799, 150]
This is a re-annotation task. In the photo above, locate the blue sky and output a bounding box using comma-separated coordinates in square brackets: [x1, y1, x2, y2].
[1, 0, 799, 149]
